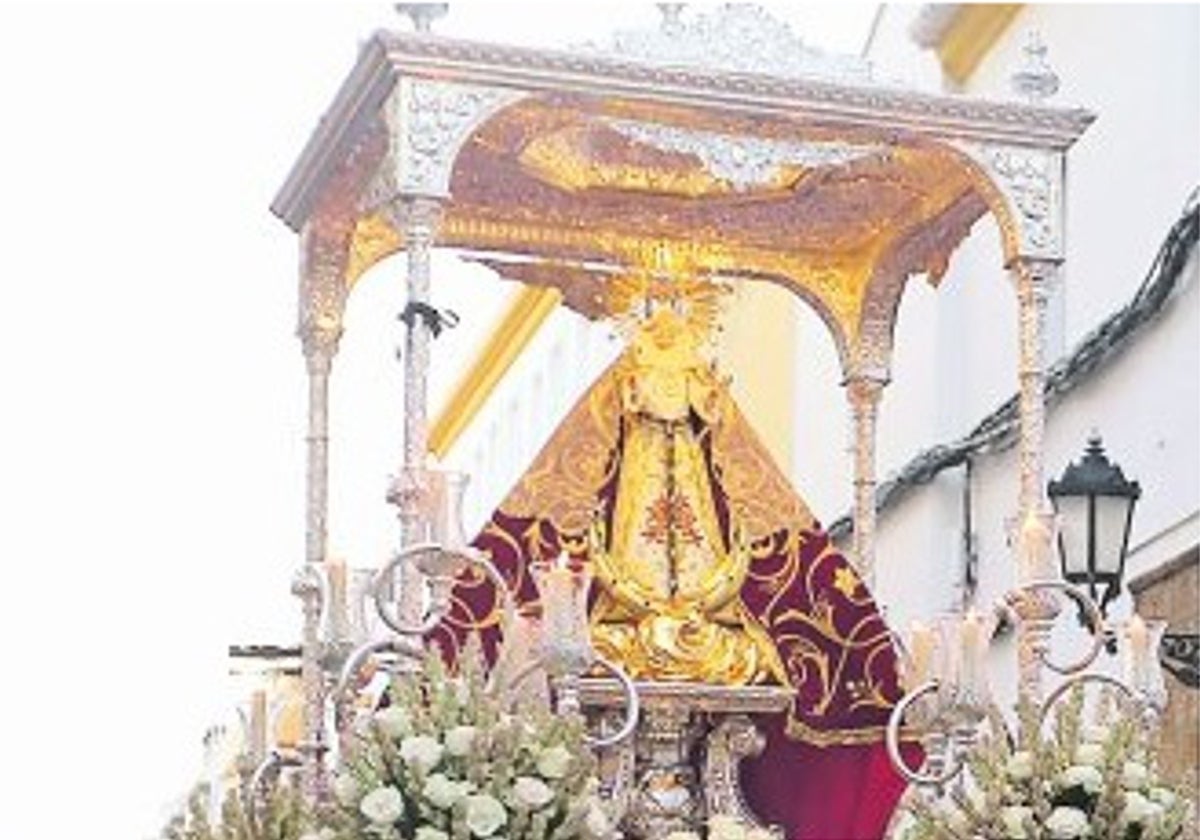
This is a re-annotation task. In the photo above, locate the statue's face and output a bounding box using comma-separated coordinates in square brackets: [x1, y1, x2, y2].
[632, 307, 698, 370]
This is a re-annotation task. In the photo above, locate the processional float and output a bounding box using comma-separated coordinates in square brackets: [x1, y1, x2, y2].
[255, 5, 1172, 838]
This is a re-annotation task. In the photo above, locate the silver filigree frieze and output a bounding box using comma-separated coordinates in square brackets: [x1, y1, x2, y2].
[956, 141, 1064, 260]
[606, 118, 885, 191]
[387, 77, 523, 199]
[586, 3, 877, 86]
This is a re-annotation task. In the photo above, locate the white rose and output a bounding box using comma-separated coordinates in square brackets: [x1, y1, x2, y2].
[709, 815, 747, 840]
[1045, 805, 1090, 839]
[1059, 764, 1104, 794]
[584, 803, 611, 838]
[424, 772, 472, 810]
[465, 793, 508, 837]
[1074, 742, 1105, 767]
[745, 830, 775, 840]
[1122, 761, 1150, 790]
[298, 830, 336, 840]
[1149, 786, 1178, 807]
[1001, 805, 1033, 839]
[1081, 724, 1110, 744]
[359, 785, 405, 825]
[1006, 750, 1035, 782]
[416, 829, 450, 840]
[536, 745, 574, 779]
[1122, 791, 1152, 824]
[373, 705, 411, 738]
[400, 734, 445, 772]
[332, 772, 360, 806]
[445, 725, 478, 757]
[512, 775, 555, 809]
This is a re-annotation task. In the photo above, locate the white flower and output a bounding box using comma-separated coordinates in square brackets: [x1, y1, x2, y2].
[445, 724, 478, 757]
[424, 772, 472, 810]
[512, 775, 555, 809]
[298, 830, 336, 840]
[662, 833, 702, 840]
[1081, 724, 1110, 744]
[1074, 742, 1105, 767]
[1045, 805, 1091, 838]
[1121, 791, 1164, 827]
[1122, 761, 1150, 790]
[584, 802, 612, 838]
[1006, 750, 1035, 782]
[360, 785, 405, 825]
[1149, 786, 1177, 807]
[536, 744, 574, 779]
[1059, 764, 1104, 794]
[709, 815, 747, 840]
[373, 705, 411, 738]
[399, 734, 445, 772]
[416, 829, 450, 840]
[465, 793, 508, 837]
[745, 830, 775, 840]
[332, 772, 360, 806]
[1000, 805, 1033, 839]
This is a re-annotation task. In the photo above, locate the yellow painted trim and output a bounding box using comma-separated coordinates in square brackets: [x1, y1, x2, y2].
[938, 4, 1023, 84]
[428, 286, 562, 458]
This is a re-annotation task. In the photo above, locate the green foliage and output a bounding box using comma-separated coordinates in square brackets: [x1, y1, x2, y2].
[160, 780, 312, 840]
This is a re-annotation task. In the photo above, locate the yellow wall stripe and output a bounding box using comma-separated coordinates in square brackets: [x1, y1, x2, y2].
[938, 4, 1023, 84]
[428, 286, 562, 458]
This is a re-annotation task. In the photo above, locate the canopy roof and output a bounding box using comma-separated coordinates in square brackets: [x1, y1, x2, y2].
[272, 5, 1093, 375]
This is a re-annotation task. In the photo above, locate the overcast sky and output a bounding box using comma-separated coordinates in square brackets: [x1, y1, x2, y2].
[0, 3, 878, 837]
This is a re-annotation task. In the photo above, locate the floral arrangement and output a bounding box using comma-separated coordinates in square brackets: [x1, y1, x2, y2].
[901, 690, 1196, 840]
[662, 814, 779, 840]
[160, 779, 311, 840]
[318, 648, 613, 840]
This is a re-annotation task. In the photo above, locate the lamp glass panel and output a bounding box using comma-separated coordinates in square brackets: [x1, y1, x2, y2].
[1056, 494, 1091, 578]
[1093, 494, 1132, 577]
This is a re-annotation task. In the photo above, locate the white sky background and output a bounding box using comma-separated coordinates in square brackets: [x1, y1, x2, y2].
[0, 3, 877, 837]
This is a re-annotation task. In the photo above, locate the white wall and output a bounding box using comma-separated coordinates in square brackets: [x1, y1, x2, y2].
[860, 5, 1200, 644]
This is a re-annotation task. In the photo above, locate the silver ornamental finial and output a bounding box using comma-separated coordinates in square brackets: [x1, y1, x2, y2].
[657, 3, 687, 34]
[1011, 30, 1060, 103]
[395, 3, 449, 34]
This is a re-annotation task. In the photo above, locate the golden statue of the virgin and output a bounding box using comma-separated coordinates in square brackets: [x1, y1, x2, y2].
[585, 263, 788, 686]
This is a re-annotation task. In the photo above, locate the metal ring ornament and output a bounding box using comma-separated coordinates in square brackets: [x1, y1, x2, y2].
[1004, 579, 1107, 676]
[885, 679, 966, 788]
[1038, 672, 1136, 730]
[248, 750, 301, 826]
[506, 655, 640, 749]
[372, 544, 514, 637]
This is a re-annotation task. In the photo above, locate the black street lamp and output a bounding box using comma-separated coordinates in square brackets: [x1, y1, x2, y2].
[1047, 434, 1141, 616]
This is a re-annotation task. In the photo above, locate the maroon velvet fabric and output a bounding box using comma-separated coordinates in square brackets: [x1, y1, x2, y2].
[742, 714, 921, 840]
[429, 414, 916, 840]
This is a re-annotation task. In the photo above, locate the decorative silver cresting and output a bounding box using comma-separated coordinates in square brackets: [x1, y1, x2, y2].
[1011, 30, 1061, 103]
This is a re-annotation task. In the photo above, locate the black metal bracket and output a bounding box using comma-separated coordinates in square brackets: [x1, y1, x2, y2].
[399, 302, 460, 338]
[1161, 632, 1200, 689]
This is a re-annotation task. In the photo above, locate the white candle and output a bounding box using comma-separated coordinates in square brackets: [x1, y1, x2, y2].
[1018, 513, 1054, 581]
[326, 557, 349, 642]
[958, 610, 986, 698]
[1126, 613, 1149, 691]
[249, 689, 267, 762]
[907, 620, 935, 687]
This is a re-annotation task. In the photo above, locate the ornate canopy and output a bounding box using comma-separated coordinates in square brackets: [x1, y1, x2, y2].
[272, 6, 1093, 380]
